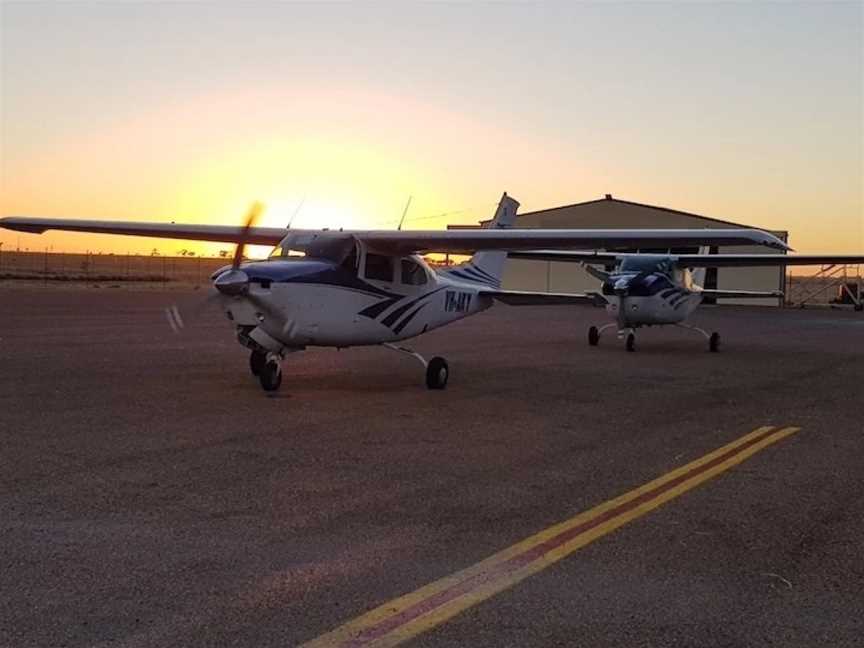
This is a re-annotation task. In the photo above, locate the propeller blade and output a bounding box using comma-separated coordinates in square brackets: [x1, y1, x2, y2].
[232, 201, 265, 270]
[165, 304, 185, 333]
[164, 291, 222, 334]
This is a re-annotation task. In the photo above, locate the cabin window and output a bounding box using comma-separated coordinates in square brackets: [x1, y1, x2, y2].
[364, 253, 394, 282]
[401, 259, 427, 285]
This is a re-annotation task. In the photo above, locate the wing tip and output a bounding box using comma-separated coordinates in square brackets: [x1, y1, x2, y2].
[0, 217, 47, 234]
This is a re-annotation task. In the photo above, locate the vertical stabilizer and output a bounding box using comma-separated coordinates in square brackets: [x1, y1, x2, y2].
[691, 245, 709, 286]
[466, 193, 520, 284]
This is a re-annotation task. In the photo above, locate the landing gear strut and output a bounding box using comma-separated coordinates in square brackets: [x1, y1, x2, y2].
[587, 323, 617, 347]
[383, 343, 449, 390]
[675, 323, 721, 352]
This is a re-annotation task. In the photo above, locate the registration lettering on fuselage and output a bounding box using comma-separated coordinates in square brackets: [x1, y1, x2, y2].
[445, 290, 472, 313]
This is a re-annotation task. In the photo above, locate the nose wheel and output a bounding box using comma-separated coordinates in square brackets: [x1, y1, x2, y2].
[249, 350, 267, 376]
[258, 357, 283, 392]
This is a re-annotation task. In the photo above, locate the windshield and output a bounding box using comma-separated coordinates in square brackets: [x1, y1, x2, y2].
[268, 246, 306, 259]
[272, 233, 356, 264]
[618, 255, 675, 276]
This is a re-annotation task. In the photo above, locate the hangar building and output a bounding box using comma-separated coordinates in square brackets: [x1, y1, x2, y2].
[478, 194, 788, 306]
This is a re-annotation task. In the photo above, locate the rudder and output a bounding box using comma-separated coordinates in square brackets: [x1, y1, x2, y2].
[467, 192, 520, 284]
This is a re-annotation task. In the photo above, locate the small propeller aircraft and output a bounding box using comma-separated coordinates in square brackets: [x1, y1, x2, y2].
[1, 194, 790, 391]
[509, 249, 864, 352]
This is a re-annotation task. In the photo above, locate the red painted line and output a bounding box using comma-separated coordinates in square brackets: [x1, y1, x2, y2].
[343, 426, 780, 646]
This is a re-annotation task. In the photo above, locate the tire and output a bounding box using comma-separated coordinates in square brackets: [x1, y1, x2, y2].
[249, 350, 267, 376]
[625, 333, 636, 352]
[425, 357, 449, 390]
[259, 360, 283, 392]
[588, 326, 599, 346]
[709, 332, 720, 353]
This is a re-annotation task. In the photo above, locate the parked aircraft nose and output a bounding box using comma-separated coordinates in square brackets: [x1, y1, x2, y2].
[214, 269, 249, 296]
[613, 277, 631, 296]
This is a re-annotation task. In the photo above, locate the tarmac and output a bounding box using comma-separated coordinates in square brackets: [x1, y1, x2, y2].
[1, 286, 862, 647]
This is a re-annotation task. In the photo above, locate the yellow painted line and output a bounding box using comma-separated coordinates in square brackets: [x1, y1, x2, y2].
[302, 425, 800, 648]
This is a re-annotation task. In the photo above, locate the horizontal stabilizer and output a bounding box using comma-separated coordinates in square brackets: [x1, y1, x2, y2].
[699, 289, 783, 299]
[479, 289, 606, 306]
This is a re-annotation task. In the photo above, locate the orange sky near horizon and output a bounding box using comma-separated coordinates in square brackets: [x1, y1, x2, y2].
[1, 3, 861, 261]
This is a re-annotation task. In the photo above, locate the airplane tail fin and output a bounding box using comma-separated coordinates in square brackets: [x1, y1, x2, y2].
[690, 246, 709, 286]
[466, 193, 520, 285]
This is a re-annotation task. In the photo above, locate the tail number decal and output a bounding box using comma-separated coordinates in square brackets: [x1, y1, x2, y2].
[445, 290, 472, 313]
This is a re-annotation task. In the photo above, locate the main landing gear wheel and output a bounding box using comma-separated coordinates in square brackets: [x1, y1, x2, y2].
[709, 332, 721, 353]
[259, 360, 283, 392]
[249, 350, 267, 376]
[625, 333, 636, 352]
[426, 357, 449, 390]
[588, 326, 599, 346]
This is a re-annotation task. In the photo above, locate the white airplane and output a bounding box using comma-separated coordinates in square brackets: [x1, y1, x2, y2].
[509, 249, 864, 352]
[1, 194, 789, 391]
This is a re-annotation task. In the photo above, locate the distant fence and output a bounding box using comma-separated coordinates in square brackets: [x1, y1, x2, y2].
[0, 250, 230, 285]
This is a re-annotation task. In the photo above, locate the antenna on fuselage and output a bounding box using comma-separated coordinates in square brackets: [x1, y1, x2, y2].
[397, 195, 413, 231]
[286, 196, 306, 229]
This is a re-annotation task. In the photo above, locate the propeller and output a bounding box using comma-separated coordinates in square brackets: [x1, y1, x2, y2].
[614, 277, 630, 330]
[165, 202, 264, 333]
[214, 202, 264, 297]
[612, 271, 650, 330]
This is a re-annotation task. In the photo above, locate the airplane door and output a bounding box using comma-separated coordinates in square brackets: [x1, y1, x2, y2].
[396, 257, 430, 293]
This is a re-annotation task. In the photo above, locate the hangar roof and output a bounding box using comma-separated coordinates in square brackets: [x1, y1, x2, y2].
[478, 194, 787, 240]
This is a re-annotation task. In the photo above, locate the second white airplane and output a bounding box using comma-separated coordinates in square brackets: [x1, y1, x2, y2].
[510, 249, 864, 351]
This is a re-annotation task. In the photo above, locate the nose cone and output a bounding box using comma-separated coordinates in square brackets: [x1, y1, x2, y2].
[614, 277, 631, 296]
[214, 269, 249, 296]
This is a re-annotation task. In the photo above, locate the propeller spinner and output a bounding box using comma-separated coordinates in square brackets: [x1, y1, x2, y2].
[213, 202, 264, 296]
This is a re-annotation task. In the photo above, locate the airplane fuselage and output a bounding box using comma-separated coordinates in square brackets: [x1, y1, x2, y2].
[219, 256, 494, 349]
[600, 268, 704, 327]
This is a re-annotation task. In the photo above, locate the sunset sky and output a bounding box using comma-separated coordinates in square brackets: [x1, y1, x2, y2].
[1, 1, 861, 257]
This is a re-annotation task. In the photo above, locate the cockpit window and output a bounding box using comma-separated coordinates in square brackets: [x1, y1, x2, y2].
[401, 259, 427, 285]
[268, 246, 305, 259]
[364, 253, 394, 282]
[619, 256, 674, 276]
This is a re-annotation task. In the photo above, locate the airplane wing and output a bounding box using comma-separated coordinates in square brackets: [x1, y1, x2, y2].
[508, 250, 620, 264]
[479, 289, 607, 306]
[674, 254, 864, 267]
[698, 289, 784, 299]
[351, 228, 789, 254]
[1, 217, 789, 253]
[0, 217, 289, 246]
[509, 251, 864, 268]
